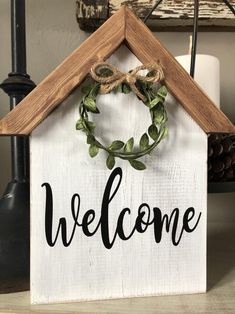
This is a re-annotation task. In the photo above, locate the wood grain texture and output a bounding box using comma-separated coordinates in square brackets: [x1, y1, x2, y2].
[0, 6, 234, 135]
[77, 0, 235, 31]
[125, 6, 235, 134]
[0, 6, 125, 136]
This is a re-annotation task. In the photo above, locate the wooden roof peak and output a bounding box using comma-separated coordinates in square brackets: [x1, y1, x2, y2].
[0, 5, 234, 135]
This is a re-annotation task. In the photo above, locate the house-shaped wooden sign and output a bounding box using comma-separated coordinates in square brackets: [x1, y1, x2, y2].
[0, 6, 234, 304]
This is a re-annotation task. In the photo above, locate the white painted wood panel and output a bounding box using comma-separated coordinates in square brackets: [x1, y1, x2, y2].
[30, 46, 207, 304]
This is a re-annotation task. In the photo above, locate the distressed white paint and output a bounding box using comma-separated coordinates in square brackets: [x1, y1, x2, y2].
[77, 1, 96, 18]
[30, 46, 208, 304]
[110, 0, 235, 19]
[77, 0, 106, 19]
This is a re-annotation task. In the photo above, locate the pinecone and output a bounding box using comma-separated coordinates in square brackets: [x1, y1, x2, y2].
[208, 134, 235, 182]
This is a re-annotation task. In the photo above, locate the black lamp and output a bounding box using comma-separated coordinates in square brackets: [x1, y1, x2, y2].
[0, 0, 35, 292]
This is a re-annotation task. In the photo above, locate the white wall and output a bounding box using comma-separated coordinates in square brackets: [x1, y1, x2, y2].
[0, 0, 234, 221]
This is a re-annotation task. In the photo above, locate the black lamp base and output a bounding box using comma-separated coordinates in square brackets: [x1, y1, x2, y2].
[0, 180, 29, 293]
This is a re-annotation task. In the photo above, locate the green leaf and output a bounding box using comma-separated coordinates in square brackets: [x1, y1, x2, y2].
[139, 133, 149, 150]
[90, 84, 100, 98]
[144, 90, 152, 103]
[149, 96, 161, 109]
[109, 140, 125, 151]
[152, 105, 164, 124]
[99, 68, 113, 77]
[124, 137, 134, 153]
[162, 126, 168, 139]
[76, 119, 84, 130]
[81, 85, 93, 95]
[116, 84, 123, 93]
[148, 124, 158, 141]
[106, 155, 115, 170]
[129, 159, 146, 170]
[89, 144, 99, 158]
[157, 86, 168, 99]
[85, 120, 96, 133]
[87, 134, 96, 144]
[84, 97, 99, 113]
[146, 70, 155, 78]
[123, 83, 131, 94]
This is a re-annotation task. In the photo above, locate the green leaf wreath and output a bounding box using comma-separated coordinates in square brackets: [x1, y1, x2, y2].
[76, 62, 168, 171]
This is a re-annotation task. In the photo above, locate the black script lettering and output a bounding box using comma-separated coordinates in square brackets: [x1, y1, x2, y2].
[43, 168, 202, 249]
[152, 207, 201, 246]
[43, 183, 80, 247]
[100, 167, 134, 248]
[135, 203, 152, 233]
[183, 207, 201, 233]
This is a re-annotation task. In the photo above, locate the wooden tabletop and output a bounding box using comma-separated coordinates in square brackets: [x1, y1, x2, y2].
[0, 222, 234, 313]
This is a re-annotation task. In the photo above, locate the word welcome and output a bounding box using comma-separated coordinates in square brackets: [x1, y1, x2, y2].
[42, 167, 201, 249]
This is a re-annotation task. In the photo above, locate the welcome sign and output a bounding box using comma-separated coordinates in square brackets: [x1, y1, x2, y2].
[43, 167, 201, 250]
[0, 6, 234, 305]
[30, 47, 207, 304]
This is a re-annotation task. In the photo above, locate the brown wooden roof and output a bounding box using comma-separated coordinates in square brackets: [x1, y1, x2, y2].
[0, 6, 234, 135]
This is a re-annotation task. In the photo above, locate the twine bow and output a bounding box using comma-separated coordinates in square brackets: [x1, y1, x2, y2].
[90, 62, 164, 102]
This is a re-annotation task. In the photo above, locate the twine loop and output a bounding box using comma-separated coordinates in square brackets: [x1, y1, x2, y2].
[90, 62, 164, 102]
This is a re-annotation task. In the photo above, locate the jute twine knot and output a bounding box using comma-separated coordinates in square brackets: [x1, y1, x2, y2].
[90, 62, 164, 102]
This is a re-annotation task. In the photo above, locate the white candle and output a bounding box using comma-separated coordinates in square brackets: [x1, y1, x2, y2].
[176, 54, 220, 108]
